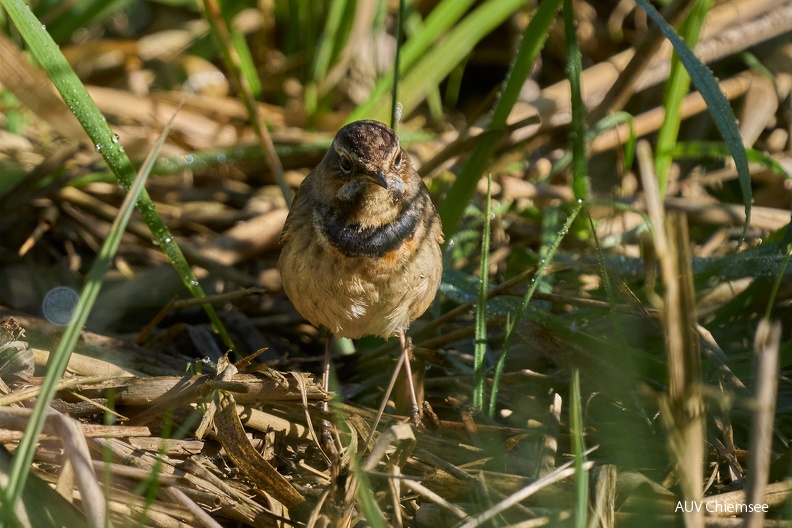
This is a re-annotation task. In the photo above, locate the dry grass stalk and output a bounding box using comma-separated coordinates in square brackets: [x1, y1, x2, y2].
[212, 390, 305, 510]
[588, 0, 695, 122]
[1, 408, 107, 527]
[401, 477, 469, 521]
[0, 33, 85, 141]
[639, 140, 705, 527]
[663, 198, 792, 232]
[163, 486, 224, 528]
[194, 356, 238, 439]
[590, 464, 618, 528]
[705, 481, 792, 517]
[457, 460, 595, 528]
[590, 71, 753, 154]
[71, 373, 324, 407]
[506, 0, 792, 143]
[92, 459, 184, 485]
[538, 392, 561, 477]
[744, 320, 781, 528]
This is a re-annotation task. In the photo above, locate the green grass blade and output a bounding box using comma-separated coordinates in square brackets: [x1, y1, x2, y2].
[354, 461, 388, 528]
[390, 0, 405, 129]
[552, 112, 637, 178]
[563, 0, 589, 199]
[398, 0, 522, 122]
[45, 0, 134, 44]
[669, 141, 791, 179]
[473, 175, 492, 411]
[352, 0, 523, 124]
[311, 0, 347, 83]
[438, 0, 561, 238]
[586, 207, 626, 349]
[654, 0, 713, 194]
[0, 89, 25, 134]
[634, 0, 752, 237]
[229, 25, 262, 98]
[402, 9, 444, 123]
[201, 0, 291, 209]
[444, 57, 468, 109]
[0, 99, 182, 524]
[348, 0, 477, 122]
[487, 313, 508, 418]
[306, 0, 350, 118]
[594, 111, 637, 172]
[764, 243, 792, 321]
[0, 0, 236, 349]
[570, 368, 588, 528]
[498, 200, 583, 385]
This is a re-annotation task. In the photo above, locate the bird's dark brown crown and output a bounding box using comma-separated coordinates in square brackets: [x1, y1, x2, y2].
[334, 120, 399, 164]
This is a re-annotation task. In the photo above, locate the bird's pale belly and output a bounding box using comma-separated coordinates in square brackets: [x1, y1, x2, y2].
[279, 228, 440, 339]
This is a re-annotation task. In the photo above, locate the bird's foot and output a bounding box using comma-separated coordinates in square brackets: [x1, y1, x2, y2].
[406, 406, 427, 433]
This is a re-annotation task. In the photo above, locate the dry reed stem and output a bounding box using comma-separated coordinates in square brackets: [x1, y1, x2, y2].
[457, 460, 595, 528]
[213, 391, 304, 509]
[590, 464, 618, 528]
[706, 481, 792, 517]
[0, 33, 85, 141]
[588, 0, 695, 122]
[199, 0, 289, 205]
[505, 0, 792, 145]
[590, 71, 753, 154]
[744, 320, 782, 528]
[71, 373, 324, 406]
[639, 140, 705, 527]
[539, 392, 561, 477]
[163, 486, 224, 528]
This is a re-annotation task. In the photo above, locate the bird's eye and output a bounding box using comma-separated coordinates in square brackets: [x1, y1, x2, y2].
[394, 151, 403, 169]
[338, 153, 353, 173]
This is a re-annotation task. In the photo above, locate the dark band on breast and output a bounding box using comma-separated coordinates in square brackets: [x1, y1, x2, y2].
[318, 194, 425, 258]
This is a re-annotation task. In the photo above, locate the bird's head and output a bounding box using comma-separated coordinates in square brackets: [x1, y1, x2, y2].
[324, 120, 411, 201]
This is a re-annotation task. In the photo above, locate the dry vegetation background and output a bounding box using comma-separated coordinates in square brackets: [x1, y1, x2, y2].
[1, 0, 792, 526]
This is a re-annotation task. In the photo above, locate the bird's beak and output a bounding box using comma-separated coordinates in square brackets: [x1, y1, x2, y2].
[365, 169, 389, 189]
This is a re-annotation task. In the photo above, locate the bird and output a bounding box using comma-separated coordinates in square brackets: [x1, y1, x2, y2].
[278, 119, 443, 423]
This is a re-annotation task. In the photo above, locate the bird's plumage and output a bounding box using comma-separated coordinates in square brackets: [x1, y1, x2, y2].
[278, 120, 443, 340]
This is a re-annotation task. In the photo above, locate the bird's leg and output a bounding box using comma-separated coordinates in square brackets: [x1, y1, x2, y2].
[319, 333, 344, 457]
[322, 333, 333, 413]
[398, 330, 425, 429]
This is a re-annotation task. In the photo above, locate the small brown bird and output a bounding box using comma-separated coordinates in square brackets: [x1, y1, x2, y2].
[278, 119, 443, 420]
